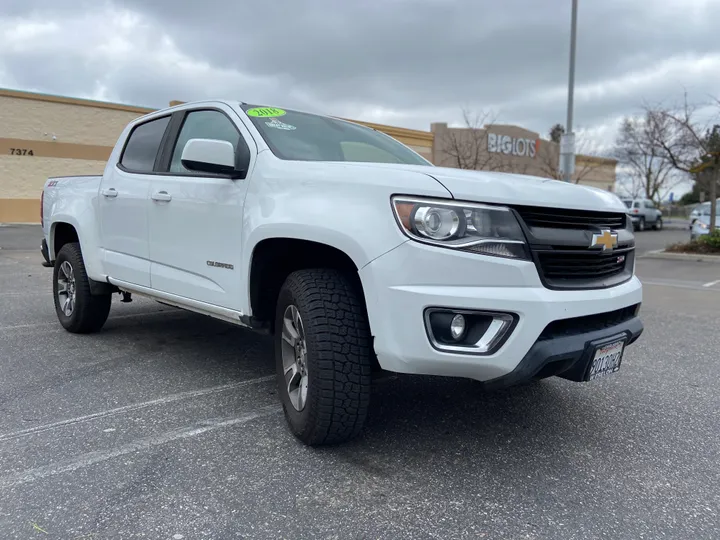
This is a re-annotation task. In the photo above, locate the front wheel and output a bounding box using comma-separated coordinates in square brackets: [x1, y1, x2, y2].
[53, 242, 111, 333]
[653, 217, 663, 231]
[274, 269, 372, 446]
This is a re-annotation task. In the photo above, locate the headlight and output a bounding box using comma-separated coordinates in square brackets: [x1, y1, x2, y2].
[698, 222, 709, 230]
[392, 196, 529, 259]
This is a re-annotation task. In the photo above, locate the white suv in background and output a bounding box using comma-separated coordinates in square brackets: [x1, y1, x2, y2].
[689, 200, 720, 229]
[621, 198, 663, 232]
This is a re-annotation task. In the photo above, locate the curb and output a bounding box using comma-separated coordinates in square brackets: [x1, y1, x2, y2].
[639, 249, 720, 264]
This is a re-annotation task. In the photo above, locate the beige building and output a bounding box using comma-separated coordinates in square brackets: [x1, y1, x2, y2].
[0, 89, 155, 223]
[0, 88, 615, 224]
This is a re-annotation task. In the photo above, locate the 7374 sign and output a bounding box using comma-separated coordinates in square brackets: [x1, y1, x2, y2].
[9, 148, 34, 156]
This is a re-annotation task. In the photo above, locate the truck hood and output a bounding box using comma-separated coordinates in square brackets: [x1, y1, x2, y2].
[348, 163, 626, 213]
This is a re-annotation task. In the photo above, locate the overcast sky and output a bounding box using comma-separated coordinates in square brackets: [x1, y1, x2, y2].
[1, 0, 719, 162]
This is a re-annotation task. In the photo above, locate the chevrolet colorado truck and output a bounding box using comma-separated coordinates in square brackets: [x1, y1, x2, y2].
[40, 99, 644, 446]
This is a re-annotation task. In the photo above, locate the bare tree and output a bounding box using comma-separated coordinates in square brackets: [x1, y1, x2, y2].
[440, 108, 499, 171]
[536, 136, 609, 185]
[438, 107, 532, 174]
[643, 94, 720, 231]
[613, 111, 679, 204]
[614, 170, 647, 199]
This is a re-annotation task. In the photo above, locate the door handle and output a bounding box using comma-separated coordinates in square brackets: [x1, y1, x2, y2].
[101, 188, 118, 198]
[151, 191, 172, 202]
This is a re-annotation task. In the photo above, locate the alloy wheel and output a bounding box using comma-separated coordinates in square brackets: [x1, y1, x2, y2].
[57, 261, 76, 317]
[281, 304, 309, 411]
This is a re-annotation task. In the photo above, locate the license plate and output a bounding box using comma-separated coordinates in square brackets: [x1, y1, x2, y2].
[587, 340, 625, 381]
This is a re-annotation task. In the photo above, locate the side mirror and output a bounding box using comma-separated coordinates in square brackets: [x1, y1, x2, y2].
[181, 138, 240, 177]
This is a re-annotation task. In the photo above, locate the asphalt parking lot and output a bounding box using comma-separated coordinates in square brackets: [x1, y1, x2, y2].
[1, 225, 718, 540]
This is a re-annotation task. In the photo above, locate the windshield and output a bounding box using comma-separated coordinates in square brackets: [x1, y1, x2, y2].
[240, 104, 432, 166]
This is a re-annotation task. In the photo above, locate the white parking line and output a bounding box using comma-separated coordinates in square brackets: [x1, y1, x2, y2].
[0, 375, 275, 442]
[0, 406, 280, 489]
[640, 279, 720, 292]
[0, 291, 52, 297]
[702, 279, 720, 288]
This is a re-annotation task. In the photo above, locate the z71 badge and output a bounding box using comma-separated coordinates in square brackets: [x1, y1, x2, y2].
[207, 260, 234, 270]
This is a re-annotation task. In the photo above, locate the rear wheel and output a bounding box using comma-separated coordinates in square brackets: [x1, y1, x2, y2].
[53, 242, 111, 333]
[637, 217, 645, 232]
[274, 269, 372, 446]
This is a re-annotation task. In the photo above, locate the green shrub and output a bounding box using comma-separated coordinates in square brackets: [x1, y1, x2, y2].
[699, 228, 720, 250]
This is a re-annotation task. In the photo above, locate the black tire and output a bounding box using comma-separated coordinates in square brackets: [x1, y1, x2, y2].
[53, 242, 111, 333]
[274, 269, 372, 446]
[637, 217, 645, 232]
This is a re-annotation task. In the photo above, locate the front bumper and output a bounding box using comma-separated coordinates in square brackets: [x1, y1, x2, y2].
[481, 313, 643, 389]
[359, 241, 643, 383]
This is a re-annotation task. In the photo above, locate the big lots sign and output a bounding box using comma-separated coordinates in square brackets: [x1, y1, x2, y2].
[487, 132, 540, 158]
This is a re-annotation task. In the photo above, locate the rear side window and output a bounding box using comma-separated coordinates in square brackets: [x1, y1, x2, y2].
[120, 115, 171, 173]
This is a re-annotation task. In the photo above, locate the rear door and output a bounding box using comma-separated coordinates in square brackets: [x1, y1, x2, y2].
[147, 104, 255, 310]
[98, 114, 172, 286]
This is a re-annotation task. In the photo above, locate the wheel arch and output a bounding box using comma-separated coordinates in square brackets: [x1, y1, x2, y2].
[50, 220, 115, 296]
[50, 221, 80, 260]
[247, 237, 369, 335]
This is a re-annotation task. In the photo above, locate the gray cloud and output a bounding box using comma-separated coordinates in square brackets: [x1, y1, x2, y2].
[1, 0, 719, 148]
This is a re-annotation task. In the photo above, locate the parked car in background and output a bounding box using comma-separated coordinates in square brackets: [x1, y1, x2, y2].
[689, 200, 720, 229]
[690, 207, 720, 241]
[620, 198, 662, 231]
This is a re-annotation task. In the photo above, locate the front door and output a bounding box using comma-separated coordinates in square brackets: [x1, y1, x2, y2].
[98, 114, 172, 287]
[147, 106, 254, 311]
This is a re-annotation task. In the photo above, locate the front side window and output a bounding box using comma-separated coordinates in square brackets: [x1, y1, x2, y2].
[240, 104, 431, 166]
[170, 110, 243, 173]
[120, 115, 171, 173]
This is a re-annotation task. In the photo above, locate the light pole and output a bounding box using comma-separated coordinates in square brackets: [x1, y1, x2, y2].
[560, 0, 578, 182]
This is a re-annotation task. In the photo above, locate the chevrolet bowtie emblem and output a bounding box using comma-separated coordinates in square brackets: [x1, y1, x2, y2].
[591, 230, 618, 251]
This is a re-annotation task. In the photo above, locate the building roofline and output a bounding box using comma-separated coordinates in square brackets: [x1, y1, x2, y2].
[5, 89, 612, 157]
[336, 118, 434, 144]
[576, 154, 617, 166]
[0, 87, 156, 114]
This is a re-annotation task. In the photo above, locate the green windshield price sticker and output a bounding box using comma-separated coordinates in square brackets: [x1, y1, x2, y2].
[246, 107, 286, 118]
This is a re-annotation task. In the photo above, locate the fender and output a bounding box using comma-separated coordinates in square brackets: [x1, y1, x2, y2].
[238, 155, 452, 315]
[46, 177, 105, 281]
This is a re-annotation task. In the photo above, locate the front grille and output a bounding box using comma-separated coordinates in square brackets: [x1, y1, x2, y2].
[509, 204, 635, 290]
[513, 205, 627, 230]
[539, 304, 640, 340]
[536, 246, 633, 281]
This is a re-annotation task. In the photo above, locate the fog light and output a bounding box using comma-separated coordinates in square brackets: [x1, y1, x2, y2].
[450, 314, 466, 340]
[425, 308, 517, 355]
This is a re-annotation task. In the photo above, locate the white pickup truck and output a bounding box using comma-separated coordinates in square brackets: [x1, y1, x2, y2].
[40, 99, 644, 445]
